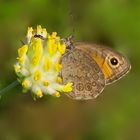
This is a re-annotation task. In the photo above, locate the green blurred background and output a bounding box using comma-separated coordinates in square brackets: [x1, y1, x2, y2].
[0, 0, 139, 140]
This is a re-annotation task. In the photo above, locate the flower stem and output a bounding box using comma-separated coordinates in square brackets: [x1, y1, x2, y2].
[0, 80, 19, 96]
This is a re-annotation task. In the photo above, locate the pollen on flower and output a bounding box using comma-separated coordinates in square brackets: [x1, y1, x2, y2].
[14, 64, 21, 73]
[44, 57, 52, 71]
[28, 27, 33, 32]
[14, 25, 73, 99]
[30, 40, 42, 66]
[54, 91, 60, 97]
[17, 57, 25, 64]
[54, 62, 62, 72]
[37, 25, 42, 35]
[57, 77, 62, 83]
[27, 27, 33, 44]
[42, 28, 47, 38]
[31, 55, 40, 66]
[51, 32, 57, 39]
[34, 70, 42, 81]
[48, 39, 57, 55]
[63, 82, 73, 92]
[18, 45, 28, 57]
[22, 79, 30, 89]
[35, 88, 43, 98]
[43, 80, 49, 86]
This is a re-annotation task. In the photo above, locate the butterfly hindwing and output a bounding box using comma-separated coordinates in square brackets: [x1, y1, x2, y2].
[61, 48, 105, 100]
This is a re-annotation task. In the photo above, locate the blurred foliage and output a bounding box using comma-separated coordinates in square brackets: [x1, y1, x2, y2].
[0, 0, 140, 140]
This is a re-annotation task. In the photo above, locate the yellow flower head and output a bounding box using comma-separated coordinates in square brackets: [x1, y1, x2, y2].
[14, 25, 73, 99]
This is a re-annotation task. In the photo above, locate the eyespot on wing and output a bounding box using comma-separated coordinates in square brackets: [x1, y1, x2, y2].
[61, 47, 105, 100]
[73, 42, 131, 85]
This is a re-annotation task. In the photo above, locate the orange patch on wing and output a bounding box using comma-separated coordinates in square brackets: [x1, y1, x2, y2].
[102, 61, 112, 79]
[91, 53, 112, 79]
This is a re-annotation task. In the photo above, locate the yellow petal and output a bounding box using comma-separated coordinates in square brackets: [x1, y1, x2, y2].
[58, 43, 66, 54]
[22, 80, 30, 89]
[17, 57, 25, 64]
[43, 80, 49, 86]
[42, 28, 47, 38]
[51, 32, 57, 39]
[27, 27, 33, 37]
[63, 82, 73, 92]
[44, 57, 52, 71]
[31, 55, 40, 66]
[36, 88, 43, 98]
[54, 91, 60, 97]
[14, 64, 21, 73]
[54, 62, 62, 72]
[18, 45, 28, 57]
[34, 70, 42, 81]
[37, 25, 42, 35]
[57, 77, 62, 83]
[48, 39, 57, 55]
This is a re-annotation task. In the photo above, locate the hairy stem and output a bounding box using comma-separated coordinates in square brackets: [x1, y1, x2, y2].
[0, 80, 19, 96]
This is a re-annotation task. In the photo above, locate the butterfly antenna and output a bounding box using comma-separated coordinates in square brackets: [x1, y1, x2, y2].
[0, 80, 19, 97]
[69, 11, 76, 36]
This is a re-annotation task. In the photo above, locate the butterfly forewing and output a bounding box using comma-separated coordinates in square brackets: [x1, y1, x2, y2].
[61, 48, 105, 100]
[74, 42, 131, 85]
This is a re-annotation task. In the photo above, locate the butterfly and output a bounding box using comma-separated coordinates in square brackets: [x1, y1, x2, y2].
[61, 36, 131, 100]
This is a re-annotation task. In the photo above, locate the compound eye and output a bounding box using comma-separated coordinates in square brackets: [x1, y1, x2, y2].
[110, 57, 118, 66]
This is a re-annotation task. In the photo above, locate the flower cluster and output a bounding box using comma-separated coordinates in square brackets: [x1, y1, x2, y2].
[14, 25, 73, 99]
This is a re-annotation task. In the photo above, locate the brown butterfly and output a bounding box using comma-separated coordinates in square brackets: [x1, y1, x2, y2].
[61, 36, 131, 100]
